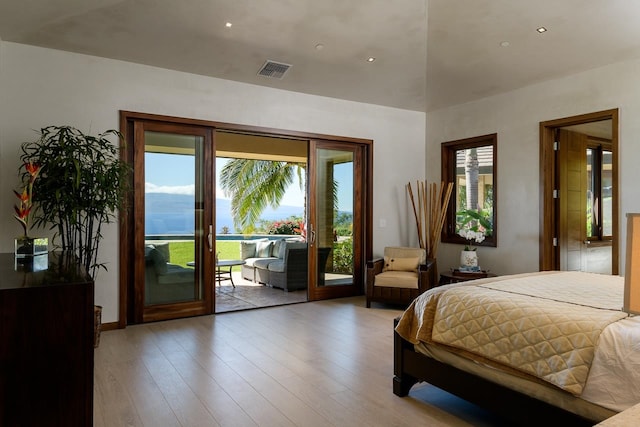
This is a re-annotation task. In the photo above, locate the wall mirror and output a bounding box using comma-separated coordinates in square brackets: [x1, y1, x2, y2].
[441, 133, 497, 247]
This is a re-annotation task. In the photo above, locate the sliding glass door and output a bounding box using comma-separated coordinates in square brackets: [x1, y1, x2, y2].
[133, 122, 214, 322]
[307, 140, 364, 300]
[120, 111, 372, 325]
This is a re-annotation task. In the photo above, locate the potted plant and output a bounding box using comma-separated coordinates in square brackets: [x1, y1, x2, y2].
[456, 208, 492, 271]
[18, 125, 130, 346]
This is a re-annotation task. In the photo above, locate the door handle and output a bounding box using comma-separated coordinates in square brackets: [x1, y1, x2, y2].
[208, 225, 213, 252]
[309, 223, 316, 245]
[583, 240, 591, 245]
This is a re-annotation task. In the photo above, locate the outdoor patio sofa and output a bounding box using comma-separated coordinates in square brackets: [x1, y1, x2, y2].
[240, 238, 331, 291]
[144, 242, 195, 304]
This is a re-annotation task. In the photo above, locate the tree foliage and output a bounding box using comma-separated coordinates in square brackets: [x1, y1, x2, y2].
[219, 159, 305, 233]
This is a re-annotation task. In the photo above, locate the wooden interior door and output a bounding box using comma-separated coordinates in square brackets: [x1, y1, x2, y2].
[539, 109, 618, 274]
[557, 129, 587, 271]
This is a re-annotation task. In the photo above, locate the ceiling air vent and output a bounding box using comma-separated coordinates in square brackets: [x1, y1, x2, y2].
[257, 60, 292, 79]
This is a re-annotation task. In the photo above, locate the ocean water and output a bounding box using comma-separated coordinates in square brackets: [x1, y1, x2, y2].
[145, 193, 304, 235]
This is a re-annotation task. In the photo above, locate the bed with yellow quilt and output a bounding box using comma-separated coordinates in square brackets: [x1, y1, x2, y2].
[394, 271, 640, 426]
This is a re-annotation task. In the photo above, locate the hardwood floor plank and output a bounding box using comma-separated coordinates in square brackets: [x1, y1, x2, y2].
[177, 338, 299, 426]
[142, 352, 221, 426]
[163, 350, 258, 426]
[95, 296, 503, 426]
[95, 357, 180, 427]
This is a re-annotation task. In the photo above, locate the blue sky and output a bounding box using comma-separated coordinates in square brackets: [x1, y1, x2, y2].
[145, 153, 353, 211]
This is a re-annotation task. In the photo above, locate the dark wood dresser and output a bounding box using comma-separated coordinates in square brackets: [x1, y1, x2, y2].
[0, 252, 94, 427]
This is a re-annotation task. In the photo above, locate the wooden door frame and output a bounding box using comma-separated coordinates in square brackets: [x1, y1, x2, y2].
[121, 120, 215, 324]
[118, 110, 373, 328]
[539, 109, 619, 273]
[307, 139, 365, 301]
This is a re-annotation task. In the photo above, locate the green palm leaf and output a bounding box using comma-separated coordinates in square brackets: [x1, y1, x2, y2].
[219, 159, 305, 233]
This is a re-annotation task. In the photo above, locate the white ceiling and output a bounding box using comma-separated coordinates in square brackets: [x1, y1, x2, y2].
[2, 0, 640, 112]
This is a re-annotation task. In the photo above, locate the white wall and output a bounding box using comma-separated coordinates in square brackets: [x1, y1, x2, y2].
[427, 57, 640, 276]
[0, 42, 426, 323]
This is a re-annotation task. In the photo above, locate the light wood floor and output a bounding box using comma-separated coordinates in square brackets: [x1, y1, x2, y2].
[94, 296, 508, 426]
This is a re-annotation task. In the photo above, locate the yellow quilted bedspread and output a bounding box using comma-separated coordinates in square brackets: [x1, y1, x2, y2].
[395, 271, 628, 395]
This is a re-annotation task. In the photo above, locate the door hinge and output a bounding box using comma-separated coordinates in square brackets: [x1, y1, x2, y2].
[554, 141, 559, 151]
[553, 237, 558, 247]
[553, 189, 558, 198]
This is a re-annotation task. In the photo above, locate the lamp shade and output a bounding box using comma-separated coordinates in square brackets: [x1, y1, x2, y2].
[624, 213, 640, 314]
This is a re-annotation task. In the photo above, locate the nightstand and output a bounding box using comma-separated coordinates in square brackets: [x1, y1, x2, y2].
[439, 269, 497, 285]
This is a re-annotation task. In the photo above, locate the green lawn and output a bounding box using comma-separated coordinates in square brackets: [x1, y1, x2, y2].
[167, 241, 241, 266]
[166, 239, 353, 274]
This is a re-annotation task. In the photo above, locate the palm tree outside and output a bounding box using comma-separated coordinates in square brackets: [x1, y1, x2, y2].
[219, 158, 306, 233]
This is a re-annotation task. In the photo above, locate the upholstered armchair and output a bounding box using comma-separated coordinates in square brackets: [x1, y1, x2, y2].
[366, 246, 437, 308]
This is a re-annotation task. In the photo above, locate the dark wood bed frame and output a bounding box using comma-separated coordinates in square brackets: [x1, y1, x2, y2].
[393, 318, 596, 427]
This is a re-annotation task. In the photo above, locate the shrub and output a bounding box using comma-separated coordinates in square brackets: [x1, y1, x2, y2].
[332, 238, 353, 274]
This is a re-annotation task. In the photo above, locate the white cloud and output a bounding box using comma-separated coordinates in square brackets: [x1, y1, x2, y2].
[145, 182, 195, 195]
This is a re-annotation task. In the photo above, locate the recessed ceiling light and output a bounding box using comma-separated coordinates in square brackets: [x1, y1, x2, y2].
[500, 41, 510, 47]
[367, 57, 376, 63]
[225, 22, 232, 28]
[536, 27, 547, 33]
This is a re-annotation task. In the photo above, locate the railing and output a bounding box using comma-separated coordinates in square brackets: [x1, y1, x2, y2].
[145, 234, 300, 242]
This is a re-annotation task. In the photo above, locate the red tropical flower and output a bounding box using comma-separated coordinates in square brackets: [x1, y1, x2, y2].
[13, 162, 40, 237]
[25, 162, 41, 178]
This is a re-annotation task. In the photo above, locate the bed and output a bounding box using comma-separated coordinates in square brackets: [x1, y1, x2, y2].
[393, 271, 640, 426]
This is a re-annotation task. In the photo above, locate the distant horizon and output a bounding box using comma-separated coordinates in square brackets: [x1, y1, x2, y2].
[145, 155, 307, 208]
[144, 153, 352, 234]
[145, 192, 306, 235]
[145, 155, 353, 211]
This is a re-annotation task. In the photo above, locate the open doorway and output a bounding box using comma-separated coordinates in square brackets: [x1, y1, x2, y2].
[213, 132, 309, 312]
[539, 109, 618, 274]
[214, 132, 360, 311]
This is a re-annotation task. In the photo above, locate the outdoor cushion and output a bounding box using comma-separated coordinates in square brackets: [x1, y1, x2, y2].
[144, 244, 155, 258]
[256, 240, 274, 257]
[148, 247, 168, 275]
[157, 264, 194, 285]
[267, 260, 286, 273]
[242, 258, 261, 268]
[273, 239, 287, 259]
[240, 238, 268, 259]
[153, 242, 171, 262]
[253, 257, 278, 270]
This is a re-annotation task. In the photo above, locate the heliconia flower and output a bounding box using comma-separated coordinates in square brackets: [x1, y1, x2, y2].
[25, 162, 41, 177]
[14, 205, 31, 219]
[14, 188, 29, 203]
[13, 162, 40, 236]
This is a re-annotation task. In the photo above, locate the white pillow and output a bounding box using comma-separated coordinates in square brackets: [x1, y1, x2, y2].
[256, 240, 274, 257]
[240, 240, 257, 259]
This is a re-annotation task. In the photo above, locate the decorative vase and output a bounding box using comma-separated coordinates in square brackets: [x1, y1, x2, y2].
[460, 250, 479, 268]
[14, 236, 48, 258]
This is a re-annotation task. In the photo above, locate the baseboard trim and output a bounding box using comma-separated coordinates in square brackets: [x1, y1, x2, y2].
[101, 321, 119, 331]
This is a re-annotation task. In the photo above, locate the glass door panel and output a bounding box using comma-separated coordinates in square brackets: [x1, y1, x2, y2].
[136, 124, 213, 323]
[308, 141, 363, 300]
[144, 131, 205, 306]
[602, 149, 612, 236]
